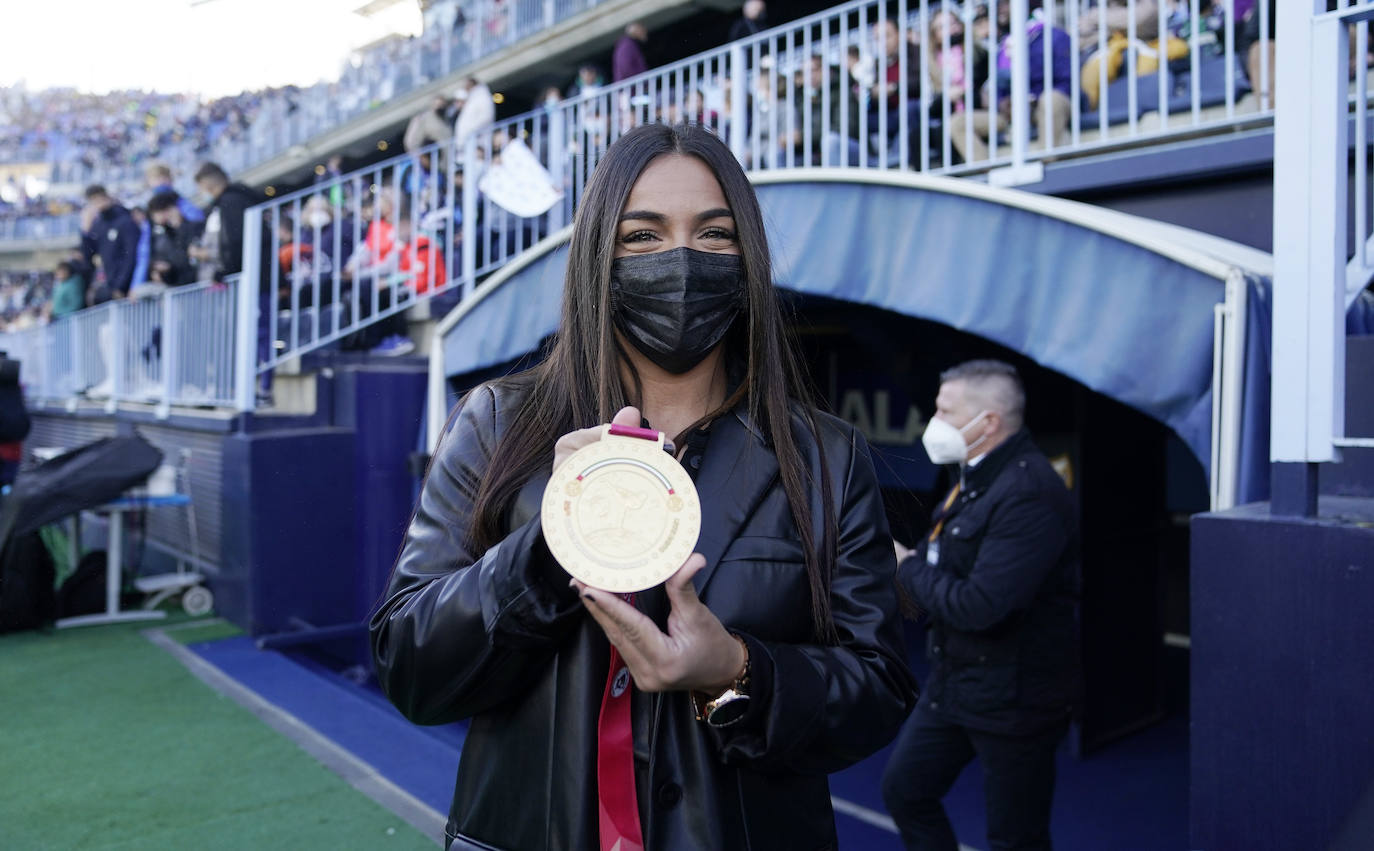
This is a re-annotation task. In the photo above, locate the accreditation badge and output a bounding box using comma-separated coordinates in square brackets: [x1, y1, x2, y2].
[541, 424, 701, 592]
[926, 540, 940, 567]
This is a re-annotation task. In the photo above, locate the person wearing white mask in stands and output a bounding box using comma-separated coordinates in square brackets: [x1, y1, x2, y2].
[453, 76, 495, 148]
[883, 359, 1082, 851]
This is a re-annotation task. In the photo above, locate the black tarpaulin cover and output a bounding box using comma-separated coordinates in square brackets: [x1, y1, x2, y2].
[0, 434, 163, 548]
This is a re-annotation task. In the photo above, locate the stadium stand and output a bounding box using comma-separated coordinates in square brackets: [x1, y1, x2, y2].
[4, 4, 1374, 851]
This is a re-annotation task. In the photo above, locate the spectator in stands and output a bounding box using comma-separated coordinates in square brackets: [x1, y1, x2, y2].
[65, 249, 94, 293]
[394, 206, 447, 296]
[147, 191, 206, 287]
[884, 360, 1080, 851]
[274, 215, 306, 311]
[314, 154, 350, 208]
[613, 22, 650, 83]
[302, 195, 356, 290]
[193, 161, 262, 282]
[567, 64, 605, 99]
[405, 95, 455, 152]
[744, 72, 780, 168]
[948, 17, 1074, 163]
[728, 0, 768, 43]
[79, 185, 140, 302]
[788, 55, 859, 166]
[454, 77, 495, 148]
[1235, 0, 1276, 107]
[51, 261, 85, 320]
[144, 162, 205, 223]
[926, 8, 988, 116]
[1079, 0, 1185, 108]
[533, 87, 565, 164]
[195, 161, 272, 401]
[870, 18, 924, 154]
[872, 19, 922, 112]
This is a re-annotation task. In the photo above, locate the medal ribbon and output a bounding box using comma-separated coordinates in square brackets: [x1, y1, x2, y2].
[597, 592, 644, 851]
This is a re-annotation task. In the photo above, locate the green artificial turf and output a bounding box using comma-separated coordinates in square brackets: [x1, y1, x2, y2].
[0, 620, 435, 850]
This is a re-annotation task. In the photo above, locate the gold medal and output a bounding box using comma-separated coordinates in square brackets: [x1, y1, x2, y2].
[542, 424, 701, 592]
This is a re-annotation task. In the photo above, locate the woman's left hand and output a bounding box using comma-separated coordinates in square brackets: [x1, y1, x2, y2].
[575, 555, 747, 694]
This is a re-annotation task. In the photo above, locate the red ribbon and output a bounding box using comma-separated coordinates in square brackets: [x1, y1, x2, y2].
[596, 594, 644, 851]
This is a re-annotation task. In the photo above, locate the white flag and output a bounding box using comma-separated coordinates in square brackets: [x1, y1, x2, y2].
[478, 138, 563, 218]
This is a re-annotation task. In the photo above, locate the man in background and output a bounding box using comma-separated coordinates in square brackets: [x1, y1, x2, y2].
[405, 95, 455, 153]
[193, 161, 262, 282]
[147, 191, 206, 287]
[612, 22, 649, 82]
[79, 185, 140, 302]
[884, 359, 1081, 851]
[729, 0, 767, 43]
[144, 161, 204, 223]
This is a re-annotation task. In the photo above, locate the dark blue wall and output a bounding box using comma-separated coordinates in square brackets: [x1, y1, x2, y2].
[1191, 499, 1374, 851]
[1066, 172, 1274, 253]
[217, 360, 428, 671]
[219, 427, 357, 636]
[332, 365, 428, 642]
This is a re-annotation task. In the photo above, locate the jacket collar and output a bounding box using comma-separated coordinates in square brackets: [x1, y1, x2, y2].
[961, 427, 1032, 492]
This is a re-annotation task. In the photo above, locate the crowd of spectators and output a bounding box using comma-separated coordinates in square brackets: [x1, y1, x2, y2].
[0, 0, 613, 247]
[0, 270, 53, 332]
[0, 0, 1310, 339]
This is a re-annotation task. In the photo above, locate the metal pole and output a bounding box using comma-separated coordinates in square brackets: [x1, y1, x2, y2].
[106, 305, 122, 415]
[729, 44, 748, 162]
[235, 207, 263, 412]
[159, 291, 176, 418]
[1270, 3, 1345, 514]
[462, 134, 478, 287]
[1009, 0, 1030, 171]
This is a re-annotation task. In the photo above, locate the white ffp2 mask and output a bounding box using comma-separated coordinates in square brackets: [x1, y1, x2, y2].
[921, 411, 991, 465]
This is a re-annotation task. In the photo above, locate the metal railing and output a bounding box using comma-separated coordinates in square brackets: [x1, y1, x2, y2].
[0, 213, 81, 243]
[0, 277, 240, 413]
[1272, 0, 1374, 477]
[240, 0, 1277, 375]
[2, 0, 1299, 416]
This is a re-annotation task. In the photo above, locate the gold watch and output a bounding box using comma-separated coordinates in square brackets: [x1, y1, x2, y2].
[694, 634, 751, 728]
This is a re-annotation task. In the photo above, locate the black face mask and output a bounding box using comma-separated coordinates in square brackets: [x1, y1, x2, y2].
[609, 247, 745, 374]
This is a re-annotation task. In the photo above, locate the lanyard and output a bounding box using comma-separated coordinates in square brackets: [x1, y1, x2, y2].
[927, 483, 962, 544]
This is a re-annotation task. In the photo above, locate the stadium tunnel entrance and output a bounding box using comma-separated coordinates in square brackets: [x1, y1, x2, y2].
[789, 296, 1203, 754]
[428, 173, 1274, 754]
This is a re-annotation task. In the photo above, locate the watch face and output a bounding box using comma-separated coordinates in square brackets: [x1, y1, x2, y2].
[542, 428, 701, 592]
[707, 694, 750, 728]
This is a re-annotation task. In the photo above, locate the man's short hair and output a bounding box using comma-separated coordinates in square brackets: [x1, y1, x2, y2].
[83, 184, 109, 200]
[145, 161, 173, 182]
[194, 162, 228, 184]
[55, 261, 72, 278]
[147, 191, 180, 214]
[940, 359, 1026, 430]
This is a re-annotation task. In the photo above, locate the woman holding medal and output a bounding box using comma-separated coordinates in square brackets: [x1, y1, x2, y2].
[370, 123, 916, 851]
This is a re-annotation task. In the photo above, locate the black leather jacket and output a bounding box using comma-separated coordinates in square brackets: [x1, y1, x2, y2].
[370, 380, 916, 850]
[897, 429, 1081, 736]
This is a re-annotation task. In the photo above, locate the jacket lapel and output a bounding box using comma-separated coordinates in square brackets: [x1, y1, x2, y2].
[690, 406, 778, 600]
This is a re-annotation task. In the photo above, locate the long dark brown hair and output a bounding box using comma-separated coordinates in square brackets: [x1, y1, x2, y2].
[468, 123, 838, 642]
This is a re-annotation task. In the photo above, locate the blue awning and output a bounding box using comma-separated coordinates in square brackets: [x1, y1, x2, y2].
[437, 173, 1276, 502]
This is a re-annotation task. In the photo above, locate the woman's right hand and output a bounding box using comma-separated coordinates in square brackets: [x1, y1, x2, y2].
[552, 405, 643, 475]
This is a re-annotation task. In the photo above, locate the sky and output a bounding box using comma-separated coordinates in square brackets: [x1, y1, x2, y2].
[0, 0, 421, 98]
